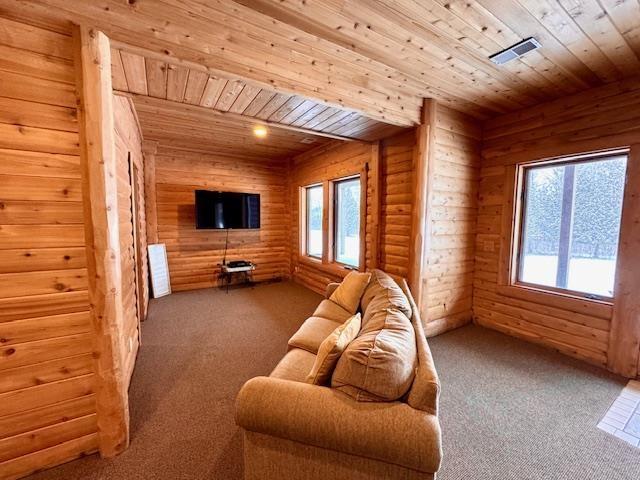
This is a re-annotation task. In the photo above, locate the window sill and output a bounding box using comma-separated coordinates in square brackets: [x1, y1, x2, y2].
[297, 255, 356, 278]
[496, 283, 614, 319]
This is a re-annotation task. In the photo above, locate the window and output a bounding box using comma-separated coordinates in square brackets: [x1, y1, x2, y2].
[305, 184, 323, 258]
[334, 177, 361, 267]
[516, 153, 627, 298]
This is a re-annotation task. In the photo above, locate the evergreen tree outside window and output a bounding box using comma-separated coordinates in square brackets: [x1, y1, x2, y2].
[334, 177, 361, 267]
[517, 153, 627, 298]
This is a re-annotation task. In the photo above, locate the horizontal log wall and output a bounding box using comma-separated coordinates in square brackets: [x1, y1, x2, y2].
[290, 141, 373, 294]
[379, 131, 415, 279]
[475, 77, 640, 369]
[113, 94, 146, 386]
[154, 147, 291, 291]
[0, 17, 99, 479]
[423, 105, 480, 335]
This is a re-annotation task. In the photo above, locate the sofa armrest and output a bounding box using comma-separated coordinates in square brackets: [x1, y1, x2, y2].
[325, 282, 340, 299]
[235, 376, 442, 473]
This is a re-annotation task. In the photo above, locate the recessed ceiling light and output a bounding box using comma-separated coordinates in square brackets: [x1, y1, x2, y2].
[253, 125, 268, 138]
[489, 37, 541, 65]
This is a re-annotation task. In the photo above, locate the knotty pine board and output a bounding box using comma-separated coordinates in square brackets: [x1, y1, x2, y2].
[113, 94, 148, 387]
[0, 17, 99, 479]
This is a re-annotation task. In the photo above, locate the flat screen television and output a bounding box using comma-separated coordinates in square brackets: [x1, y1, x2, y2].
[195, 190, 260, 229]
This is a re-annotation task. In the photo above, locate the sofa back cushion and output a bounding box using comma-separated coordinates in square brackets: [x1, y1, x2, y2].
[306, 313, 361, 385]
[329, 271, 371, 314]
[360, 269, 411, 319]
[331, 304, 417, 402]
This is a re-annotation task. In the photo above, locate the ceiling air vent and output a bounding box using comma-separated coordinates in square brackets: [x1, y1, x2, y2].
[489, 37, 541, 65]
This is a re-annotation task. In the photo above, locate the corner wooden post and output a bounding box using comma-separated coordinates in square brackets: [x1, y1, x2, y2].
[409, 99, 436, 311]
[73, 25, 129, 457]
[142, 140, 159, 244]
[368, 141, 382, 270]
[608, 144, 640, 378]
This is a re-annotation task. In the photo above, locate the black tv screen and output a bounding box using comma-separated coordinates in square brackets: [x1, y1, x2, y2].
[195, 190, 260, 229]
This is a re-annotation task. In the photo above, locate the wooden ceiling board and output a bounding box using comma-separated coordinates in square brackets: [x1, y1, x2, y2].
[131, 95, 334, 160]
[166, 65, 189, 102]
[5, 0, 637, 135]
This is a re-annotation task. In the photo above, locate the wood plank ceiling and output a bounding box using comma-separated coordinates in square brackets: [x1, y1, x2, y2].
[111, 47, 403, 143]
[2, 0, 640, 125]
[131, 94, 335, 160]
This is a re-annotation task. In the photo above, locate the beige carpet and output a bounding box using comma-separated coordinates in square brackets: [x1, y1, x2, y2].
[30, 281, 640, 479]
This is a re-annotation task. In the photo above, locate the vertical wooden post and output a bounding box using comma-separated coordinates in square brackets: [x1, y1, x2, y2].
[142, 140, 159, 244]
[368, 141, 381, 270]
[409, 99, 436, 312]
[322, 179, 331, 264]
[359, 162, 368, 271]
[608, 144, 640, 378]
[73, 25, 129, 457]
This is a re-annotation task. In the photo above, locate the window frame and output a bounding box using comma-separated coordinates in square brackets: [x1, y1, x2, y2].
[302, 183, 324, 261]
[300, 173, 365, 271]
[332, 175, 362, 269]
[507, 149, 629, 303]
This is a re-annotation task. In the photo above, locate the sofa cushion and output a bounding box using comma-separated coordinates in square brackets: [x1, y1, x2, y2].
[360, 269, 411, 319]
[307, 313, 361, 385]
[329, 271, 371, 314]
[331, 308, 417, 402]
[288, 316, 343, 354]
[270, 348, 317, 383]
[313, 299, 352, 323]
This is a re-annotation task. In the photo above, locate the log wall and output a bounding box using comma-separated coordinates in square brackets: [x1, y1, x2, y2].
[154, 147, 291, 291]
[0, 17, 99, 478]
[474, 77, 640, 369]
[423, 105, 480, 335]
[378, 131, 415, 279]
[113, 94, 147, 386]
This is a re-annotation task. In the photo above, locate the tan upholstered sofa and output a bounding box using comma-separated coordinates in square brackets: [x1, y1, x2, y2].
[235, 271, 442, 479]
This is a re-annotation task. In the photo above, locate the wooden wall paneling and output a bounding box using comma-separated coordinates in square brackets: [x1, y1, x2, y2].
[73, 25, 129, 457]
[378, 130, 415, 279]
[366, 142, 381, 270]
[423, 104, 481, 336]
[408, 99, 435, 309]
[113, 93, 148, 381]
[607, 144, 640, 377]
[153, 149, 291, 291]
[142, 140, 159, 244]
[475, 78, 640, 371]
[0, 17, 100, 479]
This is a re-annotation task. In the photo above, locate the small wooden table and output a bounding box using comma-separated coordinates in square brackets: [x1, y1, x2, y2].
[219, 263, 256, 293]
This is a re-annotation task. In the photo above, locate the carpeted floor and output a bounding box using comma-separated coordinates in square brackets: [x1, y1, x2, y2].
[30, 281, 640, 479]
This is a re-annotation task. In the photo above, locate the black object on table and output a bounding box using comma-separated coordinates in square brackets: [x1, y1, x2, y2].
[218, 262, 256, 293]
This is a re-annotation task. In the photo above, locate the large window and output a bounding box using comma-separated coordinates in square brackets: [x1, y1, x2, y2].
[305, 184, 323, 258]
[516, 152, 627, 298]
[334, 177, 361, 267]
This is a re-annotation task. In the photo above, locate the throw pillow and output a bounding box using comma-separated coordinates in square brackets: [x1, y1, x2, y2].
[306, 313, 362, 385]
[329, 271, 371, 314]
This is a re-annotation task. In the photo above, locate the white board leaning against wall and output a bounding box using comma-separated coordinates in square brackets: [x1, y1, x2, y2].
[148, 243, 171, 298]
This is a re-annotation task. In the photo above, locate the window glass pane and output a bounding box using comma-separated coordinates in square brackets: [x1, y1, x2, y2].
[518, 155, 627, 297]
[335, 178, 361, 267]
[306, 185, 323, 258]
